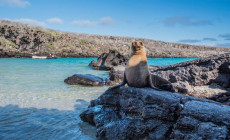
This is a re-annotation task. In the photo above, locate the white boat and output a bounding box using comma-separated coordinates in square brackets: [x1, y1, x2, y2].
[32, 56, 47, 59]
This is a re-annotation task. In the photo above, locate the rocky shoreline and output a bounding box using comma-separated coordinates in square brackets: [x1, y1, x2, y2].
[77, 52, 230, 139]
[108, 54, 229, 96]
[80, 86, 230, 139]
[66, 51, 230, 101]
[1, 20, 230, 58]
[151, 53, 230, 98]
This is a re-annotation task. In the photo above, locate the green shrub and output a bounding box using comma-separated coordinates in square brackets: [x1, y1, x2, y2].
[79, 39, 89, 46]
[45, 44, 56, 50]
[111, 47, 118, 51]
[0, 38, 16, 48]
[68, 46, 75, 49]
[39, 29, 60, 42]
[0, 39, 7, 47]
[8, 40, 16, 48]
[35, 27, 41, 32]
[88, 45, 95, 51]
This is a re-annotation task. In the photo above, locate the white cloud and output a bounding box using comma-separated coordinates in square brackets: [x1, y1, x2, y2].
[219, 33, 230, 40]
[100, 17, 115, 25]
[14, 18, 47, 27]
[71, 17, 115, 27]
[71, 20, 98, 27]
[179, 39, 201, 43]
[47, 17, 63, 24]
[0, 0, 30, 8]
[163, 16, 212, 27]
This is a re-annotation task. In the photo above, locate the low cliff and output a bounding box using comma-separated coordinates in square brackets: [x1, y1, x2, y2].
[1, 20, 229, 58]
[80, 86, 230, 139]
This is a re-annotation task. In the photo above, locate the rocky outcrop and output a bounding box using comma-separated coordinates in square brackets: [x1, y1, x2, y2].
[89, 50, 128, 70]
[1, 20, 230, 58]
[208, 92, 230, 106]
[104, 53, 230, 103]
[64, 74, 104, 86]
[151, 53, 230, 98]
[80, 86, 230, 139]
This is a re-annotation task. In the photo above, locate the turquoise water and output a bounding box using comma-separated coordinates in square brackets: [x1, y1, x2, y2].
[0, 57, 196, 140]
[147, 58, 196, 66]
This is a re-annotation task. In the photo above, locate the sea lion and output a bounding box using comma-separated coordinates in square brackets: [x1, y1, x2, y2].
[112, 41, 173, 91]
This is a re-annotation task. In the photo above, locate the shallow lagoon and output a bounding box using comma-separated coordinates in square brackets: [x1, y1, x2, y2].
[0, 58, 195, 139]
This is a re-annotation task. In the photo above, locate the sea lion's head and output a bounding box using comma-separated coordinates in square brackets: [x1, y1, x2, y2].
[131, 41, 145, 54]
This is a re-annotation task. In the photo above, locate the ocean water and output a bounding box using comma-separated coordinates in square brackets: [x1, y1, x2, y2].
[0, 57, 195, 140]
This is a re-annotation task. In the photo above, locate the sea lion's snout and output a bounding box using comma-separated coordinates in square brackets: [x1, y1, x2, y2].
[132, 41, 144, 52]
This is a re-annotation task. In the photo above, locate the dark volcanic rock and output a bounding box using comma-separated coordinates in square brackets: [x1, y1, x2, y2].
[152, 53, 230, 87]
[219, 62, 230, 74]
[207, 92, 230, 106]
[172, 100, 230, 139]
[152, 53, 230, 98]
[105, 53, 230, 100]
[172, 81, 194, 94]
[105, 66, 125, 86]
[80, 86, 230, 139]
[89, 50, 128, 70]
[64, 74, 104, 86]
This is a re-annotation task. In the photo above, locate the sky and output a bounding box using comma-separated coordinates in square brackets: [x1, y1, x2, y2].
[0, 0, 230, 47]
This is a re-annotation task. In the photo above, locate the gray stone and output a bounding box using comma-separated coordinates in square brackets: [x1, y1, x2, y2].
[64, 74, 104, 86]
[152, 53, 230, 98]
[80, 86, 230, 139]
[89, 50, 128, 70]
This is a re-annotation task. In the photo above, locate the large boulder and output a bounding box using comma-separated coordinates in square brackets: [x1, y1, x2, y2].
[80, 86, 230, 139]
[64, 74, 104, 86]
[151, 53, 230, 98]
[89, 50, 128, 70]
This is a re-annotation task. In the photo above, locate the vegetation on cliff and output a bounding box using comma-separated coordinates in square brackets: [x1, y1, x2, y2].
[0, 20, 229, 58]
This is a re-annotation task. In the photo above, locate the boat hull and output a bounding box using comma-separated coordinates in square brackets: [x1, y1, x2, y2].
[32, 56, 47, 59]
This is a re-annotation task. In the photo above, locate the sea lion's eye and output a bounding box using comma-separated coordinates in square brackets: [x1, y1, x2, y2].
[140, 42, 143, 45]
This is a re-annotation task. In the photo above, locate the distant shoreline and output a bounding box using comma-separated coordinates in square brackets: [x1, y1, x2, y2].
[0, 56, 199, 59]
[1, 20, 229, 58]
